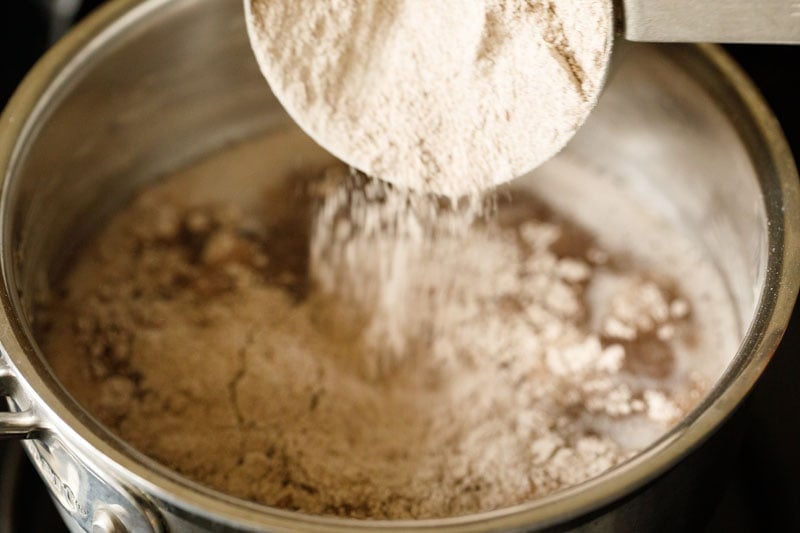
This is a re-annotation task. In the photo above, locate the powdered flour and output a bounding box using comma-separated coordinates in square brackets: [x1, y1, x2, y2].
[245, 0, 612, 196]
[38, 131, 721, 519]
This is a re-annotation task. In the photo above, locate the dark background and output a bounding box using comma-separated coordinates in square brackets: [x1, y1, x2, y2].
[1, 2, 798, 531]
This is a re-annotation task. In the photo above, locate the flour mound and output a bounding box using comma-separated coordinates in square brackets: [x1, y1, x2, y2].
[40, 161, 705, 519]
[246, 0, 613, 197]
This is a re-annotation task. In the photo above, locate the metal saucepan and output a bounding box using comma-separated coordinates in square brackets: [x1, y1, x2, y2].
[0, 0, 798, 531]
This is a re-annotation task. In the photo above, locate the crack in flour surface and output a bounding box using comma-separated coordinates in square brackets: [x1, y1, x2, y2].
[245, 0, 613, 196]
[35, 130, 738, 519]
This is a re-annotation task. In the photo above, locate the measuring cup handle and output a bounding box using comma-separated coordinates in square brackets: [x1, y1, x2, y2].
[622, 0, 800, 43]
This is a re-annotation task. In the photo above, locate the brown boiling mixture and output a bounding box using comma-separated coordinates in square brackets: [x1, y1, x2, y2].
[37, 132, 706, 519]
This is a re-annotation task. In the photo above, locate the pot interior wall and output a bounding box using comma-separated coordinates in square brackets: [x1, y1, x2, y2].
[5, 0, 765, 393]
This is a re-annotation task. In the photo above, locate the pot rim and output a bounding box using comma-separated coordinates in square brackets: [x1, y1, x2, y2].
[0, 0, 798, 531]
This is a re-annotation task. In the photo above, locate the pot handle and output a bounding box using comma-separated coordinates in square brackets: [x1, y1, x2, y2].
[0, 364, 41, 440]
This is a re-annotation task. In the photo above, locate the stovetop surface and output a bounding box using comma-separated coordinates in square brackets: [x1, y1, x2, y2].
[1, 2, 799, 532]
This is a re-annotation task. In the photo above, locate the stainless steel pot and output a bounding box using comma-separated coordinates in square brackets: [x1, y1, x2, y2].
[0, 0, 798, 531]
